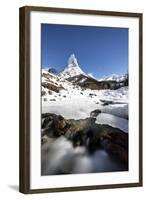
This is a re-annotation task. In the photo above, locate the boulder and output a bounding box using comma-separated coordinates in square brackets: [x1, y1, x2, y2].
[43, 98, 47, 102]
[41, 90, 46, 96]
[42, 82, 60, 93]
[48, 90, 52, 95]
[53, 115, 66, 130]
[105, 142, 128, 162]
[100, 128, 128, 162]
[90, 109, 101, 118]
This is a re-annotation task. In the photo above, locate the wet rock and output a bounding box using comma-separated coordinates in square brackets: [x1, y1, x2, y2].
[42, 113, 69, 137]
[90, 109, 101, 118]
[41, 113, 57, 137]
[100, 129, 128, 162]
[53, 115, 66, 130]
[42, 115, 54, 128]
[41, 113, 128, 163]
[105, 142, 128, 162]
[100, 99, 114, 105]
[84, 124, 128, 159]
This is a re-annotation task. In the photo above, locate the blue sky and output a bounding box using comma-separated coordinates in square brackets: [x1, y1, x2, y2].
[41, 24, 128, 78]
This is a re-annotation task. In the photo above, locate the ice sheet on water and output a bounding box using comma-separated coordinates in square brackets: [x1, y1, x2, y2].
[95, 113, 128, 132]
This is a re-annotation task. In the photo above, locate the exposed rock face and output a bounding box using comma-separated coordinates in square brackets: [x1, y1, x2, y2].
[42, 72, 64, 94]
[42, 82, 60, 93]
[67, 74, 128, 90]
[42, 113, 128, 163]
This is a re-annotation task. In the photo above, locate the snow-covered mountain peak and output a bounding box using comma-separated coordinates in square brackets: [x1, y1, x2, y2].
[60, 54, 86, 79]
[67, 54, 79, 67]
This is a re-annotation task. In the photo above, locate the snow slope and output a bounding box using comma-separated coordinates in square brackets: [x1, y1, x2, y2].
[42, 68, 128, 132]
[98, 74, 128, 82]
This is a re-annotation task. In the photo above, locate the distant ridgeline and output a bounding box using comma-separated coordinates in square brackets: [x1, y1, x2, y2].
[44, 54, 128, 90]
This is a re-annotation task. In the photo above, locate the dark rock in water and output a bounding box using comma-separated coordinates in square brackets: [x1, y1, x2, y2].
[100, 129, 128, 163]
[41, 113, 57, 137]
[64, 118, 96, 147]
[107, 131, 128, 149]
[42, 113, 69, 137]
[41, 113, 128, 163]
[100, 99, 114, 106]
[86, 129, 101, 153]
[104, 142, 128, 162]
[42, 115, 54, 129]
[90, 109, 101, 118]
[71, 130, 86, 147]
[53, 115, 66, 133]
[102, 102, 109, 106]
[42, 113, 55, 118]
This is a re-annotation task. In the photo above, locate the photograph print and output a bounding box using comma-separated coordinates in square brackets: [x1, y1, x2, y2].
[41, 24, 129, 176]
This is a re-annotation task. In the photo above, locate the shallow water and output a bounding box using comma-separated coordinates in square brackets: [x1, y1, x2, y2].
[41, 136, 128, 176]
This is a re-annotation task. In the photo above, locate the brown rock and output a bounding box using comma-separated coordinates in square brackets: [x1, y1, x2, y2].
[42, 82, 60, 93]
[41, 90, 46, 96]
[106, 142, 128, 162]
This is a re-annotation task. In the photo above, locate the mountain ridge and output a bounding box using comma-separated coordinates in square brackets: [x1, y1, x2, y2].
[42, 53, 128, 90]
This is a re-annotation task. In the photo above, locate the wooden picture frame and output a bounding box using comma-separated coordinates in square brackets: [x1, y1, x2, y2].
[19, 6, 143, 194]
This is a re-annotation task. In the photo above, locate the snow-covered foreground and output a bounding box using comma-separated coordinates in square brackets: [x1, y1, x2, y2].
[42, 69, 128, 133]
